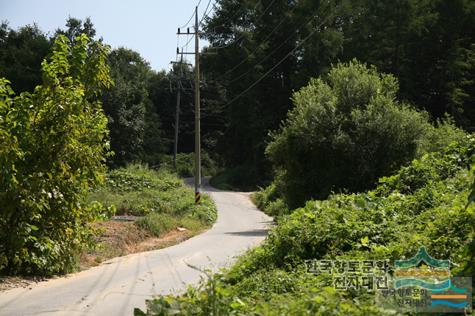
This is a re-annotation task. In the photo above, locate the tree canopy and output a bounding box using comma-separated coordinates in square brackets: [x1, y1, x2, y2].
[200, 0, 475, 183]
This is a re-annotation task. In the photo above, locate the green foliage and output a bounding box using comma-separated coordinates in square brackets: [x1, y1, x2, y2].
[209, 165, 263, 191]
[246, 136, 475, 277]
[54, 17, 96, 42]
[201, 0, 475, 178]
[160, 152, 218, 178]
[102, 48, 163, 166]
[1, 19, 169, 168]
[0, 22, 50, 93]
[266, 60, 431, 208]
[0, 34, 112, 275]
[341, 0, 475, 129]
[417, 116, 467, 155]
[467, 161, 475, 209]
[88, 164, 217, 237]
[375, 136, 474, 196]
[137, 269, 397, 316]
[252, 181, 289, 218]
[138, 135, 475, 316]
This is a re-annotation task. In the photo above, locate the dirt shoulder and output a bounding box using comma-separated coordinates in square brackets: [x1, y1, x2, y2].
[0, 220, 202, 292]
[80, 220, 197, 269]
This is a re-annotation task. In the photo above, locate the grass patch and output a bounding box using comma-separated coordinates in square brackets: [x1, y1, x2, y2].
[80, 164, 217, 269]
[88, 164, 217, 238]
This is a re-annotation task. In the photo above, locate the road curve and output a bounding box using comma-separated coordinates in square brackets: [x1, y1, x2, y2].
[0, 182, 273, 316]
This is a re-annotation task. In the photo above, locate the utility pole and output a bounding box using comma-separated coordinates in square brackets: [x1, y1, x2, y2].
[194, 6, 201, 205]
[173, 72, 181, 169]
[177, 6, 201, 204]
[170, 54, 190, 169]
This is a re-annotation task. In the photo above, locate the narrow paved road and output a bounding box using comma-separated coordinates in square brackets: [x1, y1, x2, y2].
[0, 182, 272, 316]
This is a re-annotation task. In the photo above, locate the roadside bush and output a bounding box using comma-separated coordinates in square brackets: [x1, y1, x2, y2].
[243, 135, 475, 274]
[253, 181, 289, 218]
[0, 34, 112, 275]
[375, 135, 474, 196]
[136, 269, 394, 316]
[417, 116, 467, 155]
[266, 60, 431, 208]
[137, 135, 475, 315]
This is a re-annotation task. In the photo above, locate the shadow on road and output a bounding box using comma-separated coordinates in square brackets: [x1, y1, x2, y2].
[225, 229, 270, 237]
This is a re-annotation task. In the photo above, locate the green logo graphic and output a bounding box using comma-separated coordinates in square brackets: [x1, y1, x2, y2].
[392, 247, 471, 312]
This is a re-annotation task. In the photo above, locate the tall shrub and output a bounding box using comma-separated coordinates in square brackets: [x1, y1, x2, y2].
[266, 60, 431, 208]
[0, 34, 112, 275]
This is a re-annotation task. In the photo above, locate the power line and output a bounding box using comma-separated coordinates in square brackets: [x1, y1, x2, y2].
[179, 0, 210, 51]
[222, 11, 337, 108]
[199, 0, 213, 26]
[179, 0, 202, 28]
[213, 4, 298, 81]
[226, 14, 315, 84]
[181, 33, 195, 49]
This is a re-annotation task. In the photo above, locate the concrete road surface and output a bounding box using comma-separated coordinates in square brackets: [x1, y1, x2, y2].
[0, 181, 272, 316]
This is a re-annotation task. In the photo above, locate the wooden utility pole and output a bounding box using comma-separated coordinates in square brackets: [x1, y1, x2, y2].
[173, 75, 181, 168]
[177, 6, 201, 204]
[194, 6, 202, 204]
[170, 54, 189, 169]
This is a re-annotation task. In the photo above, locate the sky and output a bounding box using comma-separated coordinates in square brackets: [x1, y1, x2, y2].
[0, 0, 214, 71]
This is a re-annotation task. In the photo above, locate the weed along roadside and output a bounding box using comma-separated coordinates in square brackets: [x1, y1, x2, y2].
[83, 164, 217, 268]
[0, 164, 217, 291]
[0, 166, 272, 315]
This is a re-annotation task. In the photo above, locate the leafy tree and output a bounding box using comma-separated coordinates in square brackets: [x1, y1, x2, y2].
[102, 48, 160, 166]
[54, 17, 96, 42]
[341, 0, 475, 128]
[0, 34, 112, 275]
[266, 60, 431, 208]
[0, 17, 99, 94]
[148, 68, 190, 155]
[0, 22, 50, 93]
[147, 64, 226, 163]
[203, 0, 293, 178]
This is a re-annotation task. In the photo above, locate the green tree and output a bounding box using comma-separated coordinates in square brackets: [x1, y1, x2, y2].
[102, 48, 159, 166]
[0, 34, 112, 275]
[147, 68, 190, 155]
[266, 60, 431, 208]
[0, 22, 50, 93]
[341, 0, 475, 128]
[0, 17, 101, 95]
[146, 64, 226, 163]
[54, 17, 97, 42]
[202, 0, 351, 182]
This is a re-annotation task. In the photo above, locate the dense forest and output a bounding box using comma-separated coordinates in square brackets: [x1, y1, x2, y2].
[201, 0, 475, 185]
[2, 0, 474, 187]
